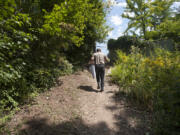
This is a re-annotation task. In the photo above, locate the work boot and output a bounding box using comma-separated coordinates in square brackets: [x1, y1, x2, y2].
[97, 82, 100, 89]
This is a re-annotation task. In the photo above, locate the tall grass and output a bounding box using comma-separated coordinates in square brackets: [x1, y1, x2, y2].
[111, 47, 180, 135]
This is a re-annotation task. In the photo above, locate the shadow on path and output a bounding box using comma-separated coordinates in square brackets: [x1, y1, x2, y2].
[105, 91, 151, 135]
[14, 73, 151, 135]
[16, 93, 151, 135]
[17, 117, 115, 135]
[78, 85, 99, 93]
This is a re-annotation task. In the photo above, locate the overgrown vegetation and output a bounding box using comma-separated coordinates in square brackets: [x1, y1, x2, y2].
[108, 0, 180, 134]
[111, 47, 180, 134]
[0, 0, 109, 122]
[107, 36, 156, 63]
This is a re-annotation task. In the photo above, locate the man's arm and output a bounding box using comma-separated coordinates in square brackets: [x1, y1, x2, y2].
[104, 55, 110, 63]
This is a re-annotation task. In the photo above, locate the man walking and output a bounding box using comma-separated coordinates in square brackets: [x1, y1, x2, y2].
[91, 48, 109, 92]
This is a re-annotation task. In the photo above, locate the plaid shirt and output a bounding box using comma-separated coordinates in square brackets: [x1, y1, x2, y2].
[91, 52, 109, 65]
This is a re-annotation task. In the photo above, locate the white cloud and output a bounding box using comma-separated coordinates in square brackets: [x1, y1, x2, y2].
[115, 28, 124, 38]
[107, 26, 124, 39]
[135, 29, 140, 35]
[108, 31, 113, 37]
[172, 2, 180, 11]
[117, 28, 123, 35]
[110, 15, 122, 26]
[116, 2, 127, 7]
[124, 12, 135, 17]
[173, 2, 180, 7]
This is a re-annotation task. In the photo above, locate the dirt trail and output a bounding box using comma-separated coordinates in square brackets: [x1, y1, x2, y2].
[4, 69, 150, 135]
[77, 69, 150, 135]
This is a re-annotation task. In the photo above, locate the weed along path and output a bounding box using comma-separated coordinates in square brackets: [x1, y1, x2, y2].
[5, 69, 150, 135]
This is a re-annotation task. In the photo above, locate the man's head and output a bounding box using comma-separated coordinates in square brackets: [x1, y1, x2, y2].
[96, 48, 101, 52]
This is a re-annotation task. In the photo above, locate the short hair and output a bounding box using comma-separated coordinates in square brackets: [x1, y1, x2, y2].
[96, 48, 101, 52]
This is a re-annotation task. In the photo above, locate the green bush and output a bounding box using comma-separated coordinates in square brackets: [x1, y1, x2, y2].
[0, 10, 73, 118]
[58, 57, 73, 75]
[111, 47, 180, 134]
[0, 0, 108, 127]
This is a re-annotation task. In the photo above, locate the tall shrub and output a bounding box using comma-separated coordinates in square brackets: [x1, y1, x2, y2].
[111, 47, 180, 134]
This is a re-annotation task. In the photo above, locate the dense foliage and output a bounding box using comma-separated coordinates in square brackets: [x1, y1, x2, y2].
[108, 0, 179, 62]
[107, 36, 156, 63]
[111, 47, 180, 134]
[121, 0, 180, 51]
[147, 10, 180, 50]
[0, 0, 109, 119]
[109, 1, 180, 134]
[122, 0, 174, 39]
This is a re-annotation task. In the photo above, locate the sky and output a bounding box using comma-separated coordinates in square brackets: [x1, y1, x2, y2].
[97, 0, 180, 55]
